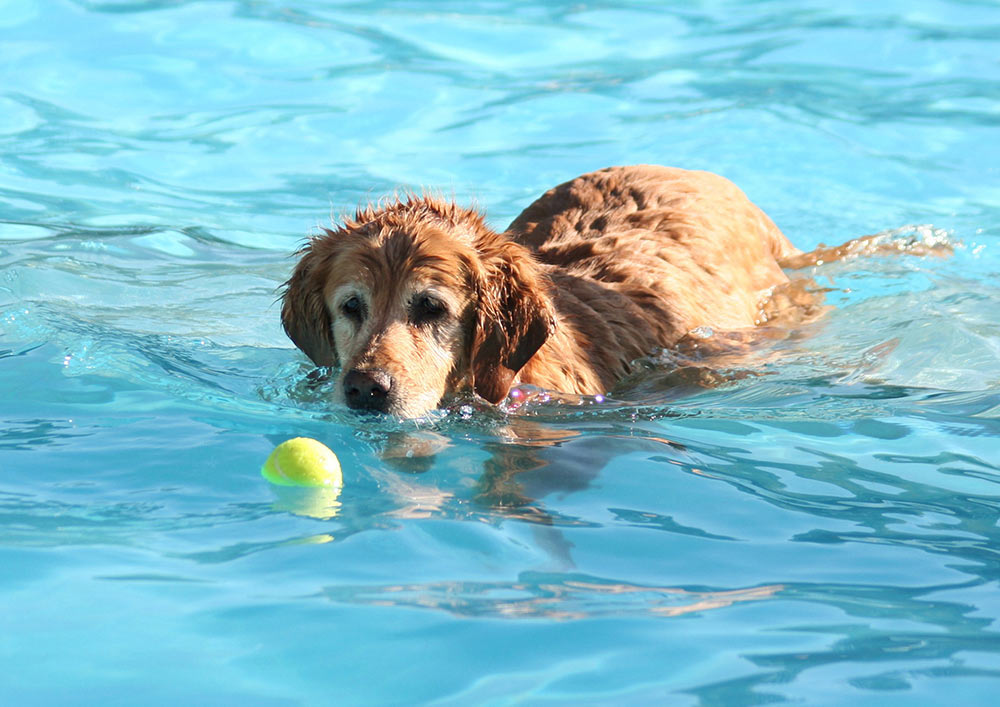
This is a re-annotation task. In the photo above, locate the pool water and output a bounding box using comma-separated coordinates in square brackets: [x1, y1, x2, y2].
[3, 0, 1000, 703]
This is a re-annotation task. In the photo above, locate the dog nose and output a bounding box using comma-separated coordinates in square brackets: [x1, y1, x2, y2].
[343, 368, 393, 412]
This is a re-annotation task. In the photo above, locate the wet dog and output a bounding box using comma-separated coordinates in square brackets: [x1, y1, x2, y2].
[281, 165, 883, 418]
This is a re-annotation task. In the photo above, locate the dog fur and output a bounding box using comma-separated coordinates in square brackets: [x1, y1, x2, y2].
[281, 164, 813, 418]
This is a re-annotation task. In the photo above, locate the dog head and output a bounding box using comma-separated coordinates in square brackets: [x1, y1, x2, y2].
[281, 197, 555, 418]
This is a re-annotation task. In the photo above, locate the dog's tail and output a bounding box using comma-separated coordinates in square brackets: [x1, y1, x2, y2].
[777, 227, 953, 270]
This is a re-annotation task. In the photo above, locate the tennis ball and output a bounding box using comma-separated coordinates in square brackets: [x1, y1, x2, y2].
[262, 437, 343, 489]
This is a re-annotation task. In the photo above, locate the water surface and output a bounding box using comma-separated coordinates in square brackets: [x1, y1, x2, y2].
[2, 1, 1000, 704]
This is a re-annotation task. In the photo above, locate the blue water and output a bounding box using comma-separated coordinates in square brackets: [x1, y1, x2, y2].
[2, 0, 1000, 703]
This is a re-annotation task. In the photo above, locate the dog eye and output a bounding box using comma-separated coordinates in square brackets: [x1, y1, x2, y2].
[340, 296, 365, 321]
[412, 295, 447, 323]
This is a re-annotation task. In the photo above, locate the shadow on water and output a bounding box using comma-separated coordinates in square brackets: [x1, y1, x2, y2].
[273, 372, 1000, 702]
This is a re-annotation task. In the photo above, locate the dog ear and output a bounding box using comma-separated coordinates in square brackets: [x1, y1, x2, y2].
[472, 241, 556, 404]
[280, 238, 339, 368]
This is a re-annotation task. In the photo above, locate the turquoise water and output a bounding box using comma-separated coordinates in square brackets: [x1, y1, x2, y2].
[2, 0, 1000, 703]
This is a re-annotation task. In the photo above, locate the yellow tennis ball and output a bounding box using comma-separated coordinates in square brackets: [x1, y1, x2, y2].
[262, 437, 343, 489]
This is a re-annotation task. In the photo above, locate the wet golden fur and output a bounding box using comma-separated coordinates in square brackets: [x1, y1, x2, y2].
[282, 165, 810, 418]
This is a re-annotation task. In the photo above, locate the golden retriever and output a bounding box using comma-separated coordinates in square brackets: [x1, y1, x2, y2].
[280, 164, 877, 418]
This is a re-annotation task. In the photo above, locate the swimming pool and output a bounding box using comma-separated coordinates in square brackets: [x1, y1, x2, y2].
[2, 0, 999, 703]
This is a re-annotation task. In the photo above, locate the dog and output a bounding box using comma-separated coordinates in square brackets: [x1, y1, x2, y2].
[281, 164, 900, 418]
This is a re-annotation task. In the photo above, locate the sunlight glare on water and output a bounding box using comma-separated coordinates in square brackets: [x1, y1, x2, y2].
[2, 0, 1000, 704]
